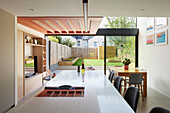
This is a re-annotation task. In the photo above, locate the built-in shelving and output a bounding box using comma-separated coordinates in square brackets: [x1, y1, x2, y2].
[43, 38, 47, 72]
[25, 35, 45, 73]
[18, 28, 45, 102]
[25, 43, 43, 47]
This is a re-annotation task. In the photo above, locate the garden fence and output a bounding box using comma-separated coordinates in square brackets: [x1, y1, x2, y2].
[50, 41, 71, 65]
[98, 46, 116, 59]
[71, 47, 98, 59]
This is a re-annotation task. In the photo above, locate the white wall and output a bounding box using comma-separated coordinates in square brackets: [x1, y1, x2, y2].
[25, 45, 33, 57]
[138, 17, 170, 97]
[0, 8, 15, 112]
[25, 36, 33, 57]
[17, 30, 24, 101]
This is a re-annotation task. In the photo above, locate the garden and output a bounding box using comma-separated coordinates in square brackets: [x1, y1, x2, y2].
[73, 59, 124, 66]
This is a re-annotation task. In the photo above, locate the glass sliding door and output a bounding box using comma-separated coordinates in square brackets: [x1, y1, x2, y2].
[106, 36, 136, 76]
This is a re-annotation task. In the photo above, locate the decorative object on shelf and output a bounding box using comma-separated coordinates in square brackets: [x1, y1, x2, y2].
[31, 39, 34, 44]
[146, 34, 154, 46]
[34, 39, 37, 44]
[155, 30, 168, 45]
[25, 35, 28, 43]
[146, 17, 154, 32]
[155, 17, 167, 29]
[122, 58, 131, 70]
[37, 41, 41, 45]
[29, 39, 31, 43]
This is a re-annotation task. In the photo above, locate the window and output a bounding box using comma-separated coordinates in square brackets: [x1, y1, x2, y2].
[84, 41, 88, 47]
[102, 42, 104, 46]
[93, 42, 97, 47]
[77, 41, 80, 46]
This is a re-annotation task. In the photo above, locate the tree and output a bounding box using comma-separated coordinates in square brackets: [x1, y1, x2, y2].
[62, 38, 76, 47]
[47, 36, 62, 44]
[104, 17, 136, 61]
[105, 17, 136, 28]
[56, 36, 62, 44]
[48, 36, 59, 43]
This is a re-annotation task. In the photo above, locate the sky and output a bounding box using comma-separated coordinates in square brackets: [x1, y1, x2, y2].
[99, 17, 107, 28]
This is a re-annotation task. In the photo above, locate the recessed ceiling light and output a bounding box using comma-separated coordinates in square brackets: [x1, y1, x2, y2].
[29, 9, 34, 11]
[139, 9, 144, 13]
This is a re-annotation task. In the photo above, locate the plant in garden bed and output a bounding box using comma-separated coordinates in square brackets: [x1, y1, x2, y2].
[108, 57, 122, 63]
[108, 57, 122, 60]
[66, 58, 72, 61]
[63, 57, 77, 61]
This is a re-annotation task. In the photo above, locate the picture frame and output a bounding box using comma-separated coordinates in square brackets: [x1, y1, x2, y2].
[155, 30, 168, 45]
[146, 34, 154, 46]
[155, 17, 167, 29]
[146, 17, 154, 32]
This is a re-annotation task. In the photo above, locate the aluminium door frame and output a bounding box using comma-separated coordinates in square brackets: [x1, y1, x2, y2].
[96, 28, 139, 75]
[45, 28, 139, 75]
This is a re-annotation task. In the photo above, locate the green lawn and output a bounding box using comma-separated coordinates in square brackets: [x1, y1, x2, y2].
[25, 63, 34, 67]
[73, 59, 123, 66]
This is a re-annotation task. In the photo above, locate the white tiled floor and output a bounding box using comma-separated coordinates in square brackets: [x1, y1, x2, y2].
[137, 87, 170, 113]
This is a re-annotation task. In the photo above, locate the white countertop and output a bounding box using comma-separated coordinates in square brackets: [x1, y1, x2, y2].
[9, 70, 134, 113]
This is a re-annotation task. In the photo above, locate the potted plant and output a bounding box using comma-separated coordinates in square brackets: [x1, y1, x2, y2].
[122, 58, 131, 70]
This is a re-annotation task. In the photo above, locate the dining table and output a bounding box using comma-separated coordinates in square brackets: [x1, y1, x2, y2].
[8, 70, 134, 113]
[109, 67, 147, 97]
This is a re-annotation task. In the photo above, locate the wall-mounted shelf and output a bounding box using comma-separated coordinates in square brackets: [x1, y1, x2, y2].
[25, 43, 43, 47]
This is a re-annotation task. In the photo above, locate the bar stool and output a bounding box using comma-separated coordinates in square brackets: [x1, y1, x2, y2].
[150, 107, 170, 113]
[124, 86, 139, 112]
[109, 71, 116, 83]
[124, 73, 144, 101]
[114, 76, 123, 93]
[108, 69, 113, 81]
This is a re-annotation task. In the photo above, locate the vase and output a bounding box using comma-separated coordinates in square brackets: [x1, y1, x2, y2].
[124, 65, 129, 70]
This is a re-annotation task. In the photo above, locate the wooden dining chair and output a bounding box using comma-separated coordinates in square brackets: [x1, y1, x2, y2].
[123, 73, 144, 101]
[150, 107, 170, 113]
[124, 86, 139, 113]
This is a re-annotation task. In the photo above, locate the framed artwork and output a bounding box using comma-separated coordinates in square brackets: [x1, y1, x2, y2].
[146, 17, 154, 32]
[155, 17, 167, 29]
[155, 30, 168, 45]
[146, 34, 154, 46]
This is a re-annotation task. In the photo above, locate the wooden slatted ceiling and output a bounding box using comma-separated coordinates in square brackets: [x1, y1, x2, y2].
[17, 17, 103, 35]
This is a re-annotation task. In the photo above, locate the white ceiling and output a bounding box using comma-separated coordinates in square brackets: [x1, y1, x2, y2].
[0, 0, 170, 17]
